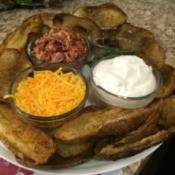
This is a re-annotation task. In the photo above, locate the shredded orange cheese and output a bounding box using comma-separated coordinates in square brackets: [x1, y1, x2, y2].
[7, 68, 86, 117]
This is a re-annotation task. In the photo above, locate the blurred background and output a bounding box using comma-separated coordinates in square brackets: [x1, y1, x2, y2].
[0, 0, 64, 11]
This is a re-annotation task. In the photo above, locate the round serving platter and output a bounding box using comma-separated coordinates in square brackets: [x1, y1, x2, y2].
[0, 65, 161, 175]
[0, 3, 169, 174]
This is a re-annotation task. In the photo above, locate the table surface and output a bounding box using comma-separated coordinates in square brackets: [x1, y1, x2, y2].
[0, 0, 175, 175]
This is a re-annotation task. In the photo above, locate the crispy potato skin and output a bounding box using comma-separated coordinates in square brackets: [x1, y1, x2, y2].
[94, 97, 175, 161]
[73, 2, 127, 29]
[53, 106, 99, 158]
[94, 129, 170, 160]
[156, 65, 175, 98]
[0, 14, 43, 51]
[0, 102, 56, 167]
[111, 22, 165, 69]
[159, 95, 175, 128]
[55, 140, 93, 158]
[55, 102, 160, 143]
[0, 48, 31, 100]
[53, 13, 100, 38]
[136, 37, 165, 69]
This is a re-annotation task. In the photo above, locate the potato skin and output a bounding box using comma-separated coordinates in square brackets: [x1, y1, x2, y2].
[0, 102, 56, 167]
[73, 2, 127, 29]
[55, 102, 160, 143]
[156, 65, 175, 98]
[53, 13, 100, 38]
[0, 48, 31, 101]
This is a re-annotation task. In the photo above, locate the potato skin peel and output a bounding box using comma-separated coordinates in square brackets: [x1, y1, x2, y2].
[55, 102, 160, 142]
[0, 102, 56, 167]
[94, 129, 171, 160]
[73, 2, 127, 29]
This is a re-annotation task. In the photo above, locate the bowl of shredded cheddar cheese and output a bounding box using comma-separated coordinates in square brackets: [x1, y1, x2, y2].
[6, 63, 88, 131]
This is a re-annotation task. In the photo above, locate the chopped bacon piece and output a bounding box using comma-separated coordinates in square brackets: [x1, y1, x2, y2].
[33, 27, 87, 63]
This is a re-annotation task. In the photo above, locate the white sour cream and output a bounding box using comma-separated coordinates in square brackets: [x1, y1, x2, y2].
[93, 55, 156, 98]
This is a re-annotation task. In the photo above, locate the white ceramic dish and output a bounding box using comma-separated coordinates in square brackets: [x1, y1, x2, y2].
[0, 65, 161, 174]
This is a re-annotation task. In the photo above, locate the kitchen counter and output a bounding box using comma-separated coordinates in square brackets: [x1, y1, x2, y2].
[0, 0, 175, 175]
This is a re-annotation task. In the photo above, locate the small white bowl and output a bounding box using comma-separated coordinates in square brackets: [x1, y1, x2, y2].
[90, 57, 162, 109]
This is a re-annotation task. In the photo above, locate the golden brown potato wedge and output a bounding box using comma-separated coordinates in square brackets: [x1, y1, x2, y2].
[53, 105, 99, 158]
[136, 37, 165, 69]
[55, 140, 93, 158]
[0, 48, 31, 100]
[113, 23, 154, 51]
[53, 13, 100, 38]
[35, 150, 93, 169]
[159, 95, 175, 128]
[0, 102, 56, 167]
[41, 13, 56, 28]
[88, 23, 155, 59]
[113, 108, 160, 146]
[55, 102, 160, 143]
[94, 129, 171, 160]
[108, 23, 165, 69]
[73, 2, 127, 29]
[94, 100, 161, 154]
[0, 14, 43, 51]
[156, 64, 175, 98]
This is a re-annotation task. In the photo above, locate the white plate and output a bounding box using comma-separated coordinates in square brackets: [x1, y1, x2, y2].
[0, 65, 160, 174]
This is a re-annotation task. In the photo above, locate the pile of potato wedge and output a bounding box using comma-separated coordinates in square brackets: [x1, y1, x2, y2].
[0, 2, 175, 169]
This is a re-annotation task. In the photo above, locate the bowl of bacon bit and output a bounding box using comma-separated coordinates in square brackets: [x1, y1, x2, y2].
[27, 27, 89, 70]
[5, 63, 88, 131]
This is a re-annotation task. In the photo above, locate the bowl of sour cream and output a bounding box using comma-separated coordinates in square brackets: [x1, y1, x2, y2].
[91, 55, 162, 108]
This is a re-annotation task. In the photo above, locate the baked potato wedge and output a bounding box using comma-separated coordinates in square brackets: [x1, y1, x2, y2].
[53, 13, 100, 38]
[156, 64, 175, 98]
[159, 95, 175, 128]
[94, 99, 175, 161]
[36, 150, 93, 169]
[0, 48, 31, 100]
[106, 22, 165, 69]
[41, 13, 56, 28]
[113, 23, 154, 51]
[95, 99, 175, 160]
[113, 107, 161, 146]
[94, 129, 172, 160]
[0, 14, 43, 51]
[55, 102, 160, 143]
[73, 2, 127, 29]
[55, 140, 93, 158]
[0, 102, 56, 167]
[53, 105, 99, 158]
[88, 22, 155, 59]
[136, 37, 165, 69]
